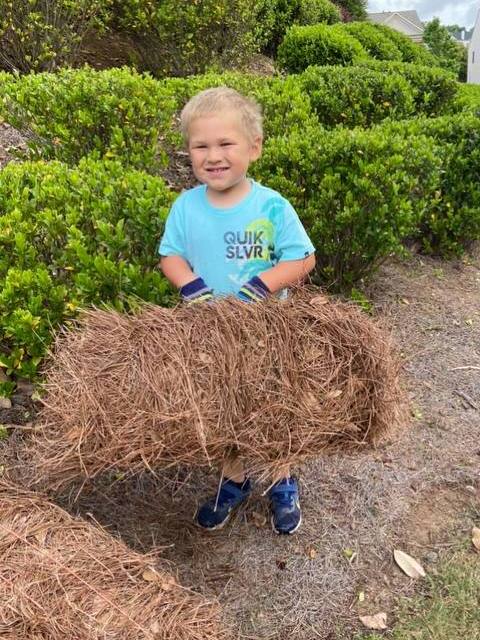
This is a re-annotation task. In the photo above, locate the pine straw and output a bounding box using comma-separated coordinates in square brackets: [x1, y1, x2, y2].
[0, 480, 226, 640]
[30, 290, 408, 490]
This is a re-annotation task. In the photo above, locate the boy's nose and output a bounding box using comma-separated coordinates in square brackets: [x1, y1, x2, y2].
[206, 146, 222, 162]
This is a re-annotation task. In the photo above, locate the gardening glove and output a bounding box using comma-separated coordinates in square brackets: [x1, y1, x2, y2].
[237, 275, 270, 303]
[180, 277, 214, 304]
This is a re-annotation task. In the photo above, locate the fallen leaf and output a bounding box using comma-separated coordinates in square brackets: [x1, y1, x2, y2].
[393, 549, 426, 578]
[358, 591, 365, 603]
[401, 297, 410, 305]
[309, 294, 329, 306]
[275, 559, 287, 571]
[307, 547, 317, 559]
[472, 526, 480, 551]
[252, 511, 267, 528]
[198, 352, 213, 364]
[359, 612, 387, 630]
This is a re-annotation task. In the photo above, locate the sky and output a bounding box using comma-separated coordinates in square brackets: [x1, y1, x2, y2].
[367, 1, 479, 28]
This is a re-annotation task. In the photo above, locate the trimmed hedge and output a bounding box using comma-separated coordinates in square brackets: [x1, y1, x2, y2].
[109, 0, 258, 77]
[0, 158, 174, 379]
[356, 60, 458, 116]
[375, 24, 437, 66]
[297, 0, 341, 25]
[163, 72, 320, 142]
[277, 23, 367, 72]
[454, 83, 480, 113]
[297, 65, 415, 127]
[253, 123, 440, 287]
[255, 0, 341, 56]
[0, 67, 177, 170]
[380, 114, 480, 256]
[342, 22, 403, 61]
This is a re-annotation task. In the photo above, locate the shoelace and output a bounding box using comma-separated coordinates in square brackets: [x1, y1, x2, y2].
[272, 491, 294, 507]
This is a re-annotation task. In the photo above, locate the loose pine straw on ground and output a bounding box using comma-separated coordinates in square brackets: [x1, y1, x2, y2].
[0, 480, 226, 640]
[30, 290, 408, 490]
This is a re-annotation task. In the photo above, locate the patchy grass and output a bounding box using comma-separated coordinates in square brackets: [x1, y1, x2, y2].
[358, 548, 480, 640]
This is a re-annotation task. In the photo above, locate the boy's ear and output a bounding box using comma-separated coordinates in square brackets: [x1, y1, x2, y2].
[250, 135, 263, 161]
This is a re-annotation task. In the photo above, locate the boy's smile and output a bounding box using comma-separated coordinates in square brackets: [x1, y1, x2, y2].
[188, 110, 262, 207]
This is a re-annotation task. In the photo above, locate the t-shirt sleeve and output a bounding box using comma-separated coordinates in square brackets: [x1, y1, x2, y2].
[274, 200, 315, 262]
[157, 199, 188, 259]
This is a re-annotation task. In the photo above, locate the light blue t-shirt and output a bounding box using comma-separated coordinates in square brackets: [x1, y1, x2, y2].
[158, 180, 315, 296]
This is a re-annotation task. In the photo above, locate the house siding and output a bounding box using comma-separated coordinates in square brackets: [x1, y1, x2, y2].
[468, 9, 480, 83]
[367, 11, 424, 43]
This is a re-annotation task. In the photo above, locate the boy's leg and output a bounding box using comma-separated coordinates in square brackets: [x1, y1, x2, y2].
[196, 455, 251, 531]
[268, 467, 302, 535]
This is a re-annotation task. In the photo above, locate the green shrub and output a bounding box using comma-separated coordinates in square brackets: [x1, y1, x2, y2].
[377, 113, 480, 256]
[277, 23, 367, 72]
[421, 115, 480, 256]
[297, 65, 414, 127]
[375, 24, 437, 66]
[254, 0, 300, 55]
[333, 0, 367, 21]
[0, 67, 177, 170]
[163, 71, 320, 143]
[297, 0, 341, 25]
[0, 0, 110, 73]
[255, 0, 341, 56]
[357, 60, 458, 116]
[423, 18, 465, 78]
[455, 83, 480, 112]
[253, 123, 440, 288]
[342, 22, 402, 60]
[110, 0, 258, 77]
[0, 158, 174, 380]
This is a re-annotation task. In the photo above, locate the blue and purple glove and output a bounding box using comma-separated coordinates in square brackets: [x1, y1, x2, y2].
[180, 277, 214, 304]
[237, 275, 270, 303]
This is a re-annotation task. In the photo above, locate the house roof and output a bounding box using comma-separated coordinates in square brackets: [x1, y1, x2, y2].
[368, 10, 424, 32]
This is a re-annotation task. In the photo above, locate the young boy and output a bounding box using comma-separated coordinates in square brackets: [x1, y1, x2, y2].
[158, 87, 315, 535]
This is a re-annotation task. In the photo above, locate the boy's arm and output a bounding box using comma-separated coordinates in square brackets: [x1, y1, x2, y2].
[159, 255, 197, 288]
[258, 254, 316, 293]
[159, 255, 214, 303]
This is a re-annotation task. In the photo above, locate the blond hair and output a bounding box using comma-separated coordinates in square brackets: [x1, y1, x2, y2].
[180, 87, 263, 143]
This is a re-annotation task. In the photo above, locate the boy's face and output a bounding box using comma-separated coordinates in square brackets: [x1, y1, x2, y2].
[187, 110, 262, 199]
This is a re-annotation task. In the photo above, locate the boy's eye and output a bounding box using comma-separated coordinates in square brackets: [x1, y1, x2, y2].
[221, 142, 233, 147]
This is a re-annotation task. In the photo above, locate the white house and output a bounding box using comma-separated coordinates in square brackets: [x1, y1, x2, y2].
[468, 7, 480, 83]
[367, 10, 424, 43]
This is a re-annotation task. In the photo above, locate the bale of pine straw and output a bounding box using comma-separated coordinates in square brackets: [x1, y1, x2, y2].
[31, 290, 408, 489]
[0, 480, 226, 640]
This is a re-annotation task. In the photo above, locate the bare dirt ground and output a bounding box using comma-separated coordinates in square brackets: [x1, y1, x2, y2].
[1, 124, 479, 639]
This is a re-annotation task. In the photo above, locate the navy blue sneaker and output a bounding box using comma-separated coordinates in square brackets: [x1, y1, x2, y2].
[196, 478, 252, 530]
[269, 477, 302, 535]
